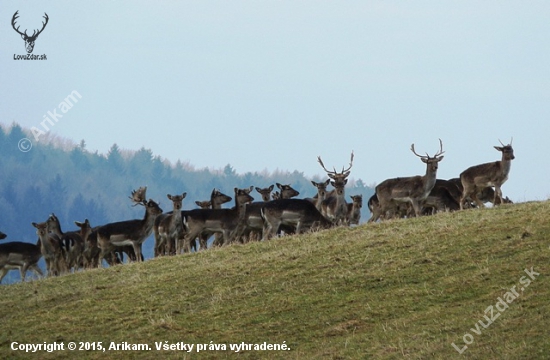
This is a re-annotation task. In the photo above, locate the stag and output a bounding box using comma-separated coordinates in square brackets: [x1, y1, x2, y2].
[0, 236, 43, 283]
[318, 152, 354, 224]
[12, 11, 49, 53]
[95, 188, 163, 266]
[369, 140, 444, 221]
[459, 140, 515, 209]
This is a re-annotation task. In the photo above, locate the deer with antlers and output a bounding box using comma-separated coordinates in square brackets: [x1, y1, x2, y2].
[95, 187, 163, 266]
[11, 11, 49, 53]
[317, 152, 354, 225]
[459, 140, 515, 209]
[369, 140, 445, 221]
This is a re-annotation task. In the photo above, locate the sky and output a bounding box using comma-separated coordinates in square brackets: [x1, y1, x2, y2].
[1, 1, 549, 202]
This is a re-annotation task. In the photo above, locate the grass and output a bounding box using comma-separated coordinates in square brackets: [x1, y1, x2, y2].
[0, 201, 549, 359]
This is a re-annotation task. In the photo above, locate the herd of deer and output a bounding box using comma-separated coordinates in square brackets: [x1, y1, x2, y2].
[0, 139, 515, 284]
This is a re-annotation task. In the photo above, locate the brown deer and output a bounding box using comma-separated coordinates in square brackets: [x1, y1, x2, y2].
[178, 187, 254, 253]
[32, 221, 67, 276]
[260, 198, 333, 240]
[231, 183, 301, 243]
[306, 179, 331, 212]
[369, 140, 444, 221]
[153, 193, 187, 257]
[459, 140, 515, 209]
[0, 235, 43, 283]
[421, 179, 462, 215]
[95, 188, 163, 266]
[318, 152, 354, 225]
[346, 194, 363, 225]
[47, 213, 84, 272]
[190, 189, 233, 250]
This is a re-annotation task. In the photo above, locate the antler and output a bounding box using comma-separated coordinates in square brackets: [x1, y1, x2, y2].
[11, 11, 25, 36]
[411, 139, 444, 158]
[410, 143, 428, 159]
[341, 151, 354, 174]
[129, 186, 147, 205]
[35, 13, 49, 37]
[317, 155, 337, 176]
[434, 138, 445, 157]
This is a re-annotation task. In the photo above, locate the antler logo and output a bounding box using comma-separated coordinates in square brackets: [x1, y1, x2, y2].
[11, 11, 49, 54]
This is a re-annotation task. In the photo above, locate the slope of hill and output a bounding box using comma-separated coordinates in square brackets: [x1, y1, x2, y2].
[0, 201, 548, 359]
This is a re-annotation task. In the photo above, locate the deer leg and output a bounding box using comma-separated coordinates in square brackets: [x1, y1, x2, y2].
[494, 186, 503, 205]
[0, 268, 8, 283]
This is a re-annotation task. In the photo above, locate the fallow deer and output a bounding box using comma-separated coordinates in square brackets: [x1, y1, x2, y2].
[74, 219, 93, 268]
[189, 189, 233, 250]
[95, 188, 163, 266]
[47, 213, 84, 272]
[346, 194, 363, 225]
[318, 152, 354, 225]
[0, 235, 43, 283]
[33, 221, 66, 276]
[421, 179, 462, 215]
[369, 140, 444, 221]
[256, 185, 275, 202]
[260, 199, 333, 240]
[232, 183, 301, 243]
[459, 140, 515, 209]
[178, 187, 254, 253]
[154, 193, 187, 257]
[306, 179, 331, 212]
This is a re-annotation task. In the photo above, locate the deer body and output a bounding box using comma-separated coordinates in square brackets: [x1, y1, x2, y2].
[346, 195, 363, 225]
[154, 193, 186, 257]
[47, 213, 84, 272]
[261, 199, 333, 240]
[0, 241, 43, 283]
[33, 221, 66, 276]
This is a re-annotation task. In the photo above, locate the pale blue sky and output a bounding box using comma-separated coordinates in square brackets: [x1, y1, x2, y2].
[1, 1, 549, 201]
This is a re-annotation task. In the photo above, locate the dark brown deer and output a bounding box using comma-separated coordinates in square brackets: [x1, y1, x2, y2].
[74, 219, 94, 269]
[459, 140, 515, 209]
[318, 152, 354, 224]
[153, 193, 187, 257]
[421, 179, 462, 214]
[190, 189, 233, 250]
[0, 235, 43, 283]
[11, 11, 49, 53]
[178, 187, 254, 253]
[260, 199, 333, 240]
[96, 189, 163, 265]
[369, 140, 444, 221]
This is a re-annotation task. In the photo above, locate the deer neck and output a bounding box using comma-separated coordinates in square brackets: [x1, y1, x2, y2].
[500, 154, 512, 178]
[423, 165, 438, 194]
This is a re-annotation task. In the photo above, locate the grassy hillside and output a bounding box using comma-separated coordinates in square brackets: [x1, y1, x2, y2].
[1, 201, 549, 359]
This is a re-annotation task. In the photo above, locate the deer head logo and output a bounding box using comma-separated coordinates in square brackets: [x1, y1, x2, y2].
[12, 11, 49, 54]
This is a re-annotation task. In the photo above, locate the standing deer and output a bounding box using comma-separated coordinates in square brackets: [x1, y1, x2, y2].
[460, 140, 515, 209]
[47, 213, 84, 272]
[346, 194, 363, 225]
[256, 185, 275, 202]
[306, 179, 331, 212]
[154, 193, 187, 257]
[318, 152, 354, 225]
[178, 187, 254, 253]
[369, 140, 444, 221]
[190, 189, 233, 251]
[33, 221, 66, 276]
[96, 188, 163, 266]
[0, 237, 43, 283]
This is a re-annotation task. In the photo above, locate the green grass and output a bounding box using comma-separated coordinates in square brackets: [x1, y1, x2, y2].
[1, 201, 549, 359]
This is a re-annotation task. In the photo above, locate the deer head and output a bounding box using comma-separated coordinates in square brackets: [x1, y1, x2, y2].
[129, 186, 148, 205]
[495, 138, 515, 161]
[410, 139, 445, 172]
[12, 11, 49, 53]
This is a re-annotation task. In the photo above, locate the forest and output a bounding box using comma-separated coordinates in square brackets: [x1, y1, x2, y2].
[0, 123, 374, 272]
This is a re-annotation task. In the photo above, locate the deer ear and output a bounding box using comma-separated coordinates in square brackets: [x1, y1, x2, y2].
[268, 184, 274, 191]
[325, 179, 331, 185]
[437, 155, 444, 161]
[167, 194, 172, 200]
[421, 157, 429, 163]
[276, 183, 282, 189]
[182, 192, 187, 198]
[311, 180, 317, 186]
[494, 146, 503, 151]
